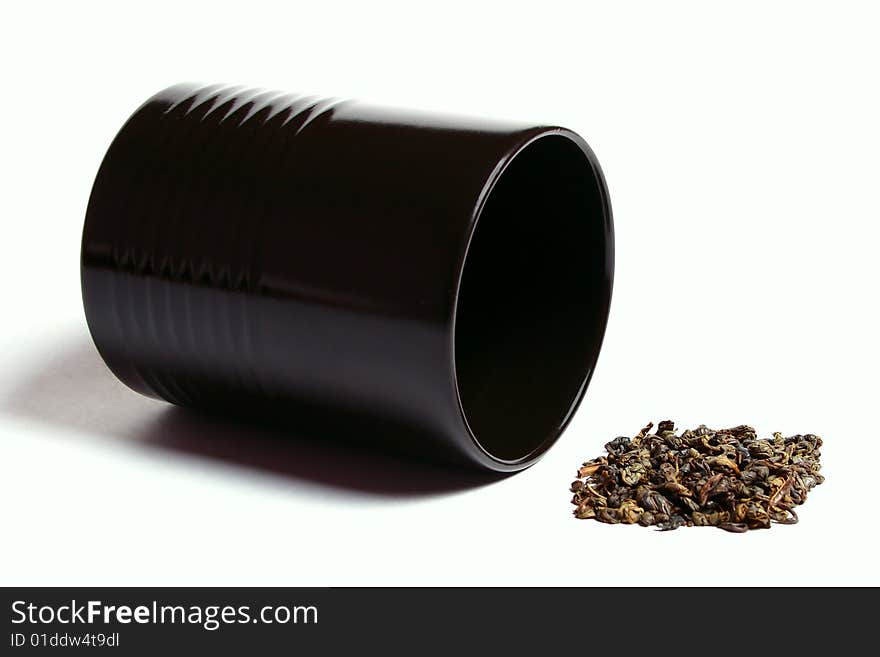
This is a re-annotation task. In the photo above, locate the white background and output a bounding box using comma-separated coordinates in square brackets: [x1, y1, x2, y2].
[2, 1, 878, 586]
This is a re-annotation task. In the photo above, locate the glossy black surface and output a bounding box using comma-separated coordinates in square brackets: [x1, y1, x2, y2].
[81, 83, 614, 471]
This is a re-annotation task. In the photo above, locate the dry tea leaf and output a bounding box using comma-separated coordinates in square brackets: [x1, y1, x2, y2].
[570, 421, 824, 532]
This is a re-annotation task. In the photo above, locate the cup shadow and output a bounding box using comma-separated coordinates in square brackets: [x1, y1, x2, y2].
[1, 335, 501, 497]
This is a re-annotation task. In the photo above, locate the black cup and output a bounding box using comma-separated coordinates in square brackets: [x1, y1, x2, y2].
[81, 83, 614, 471]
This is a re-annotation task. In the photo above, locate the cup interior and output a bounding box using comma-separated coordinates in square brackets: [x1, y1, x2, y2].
[454, 134, 612, 464]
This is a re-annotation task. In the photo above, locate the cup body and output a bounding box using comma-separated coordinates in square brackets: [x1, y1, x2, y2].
[82, 83, 614, 471]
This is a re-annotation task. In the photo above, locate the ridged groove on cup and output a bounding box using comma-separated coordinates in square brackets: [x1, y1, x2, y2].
[91, 84, 351, 407]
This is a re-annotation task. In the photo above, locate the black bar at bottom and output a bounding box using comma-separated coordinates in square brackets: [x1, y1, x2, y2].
[1, 587, 870, 654]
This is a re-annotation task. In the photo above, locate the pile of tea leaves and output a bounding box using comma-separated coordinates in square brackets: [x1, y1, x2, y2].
[571, 421, 824, 532]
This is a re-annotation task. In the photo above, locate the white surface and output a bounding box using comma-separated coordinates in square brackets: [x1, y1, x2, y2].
[2, 0, 879, 586]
